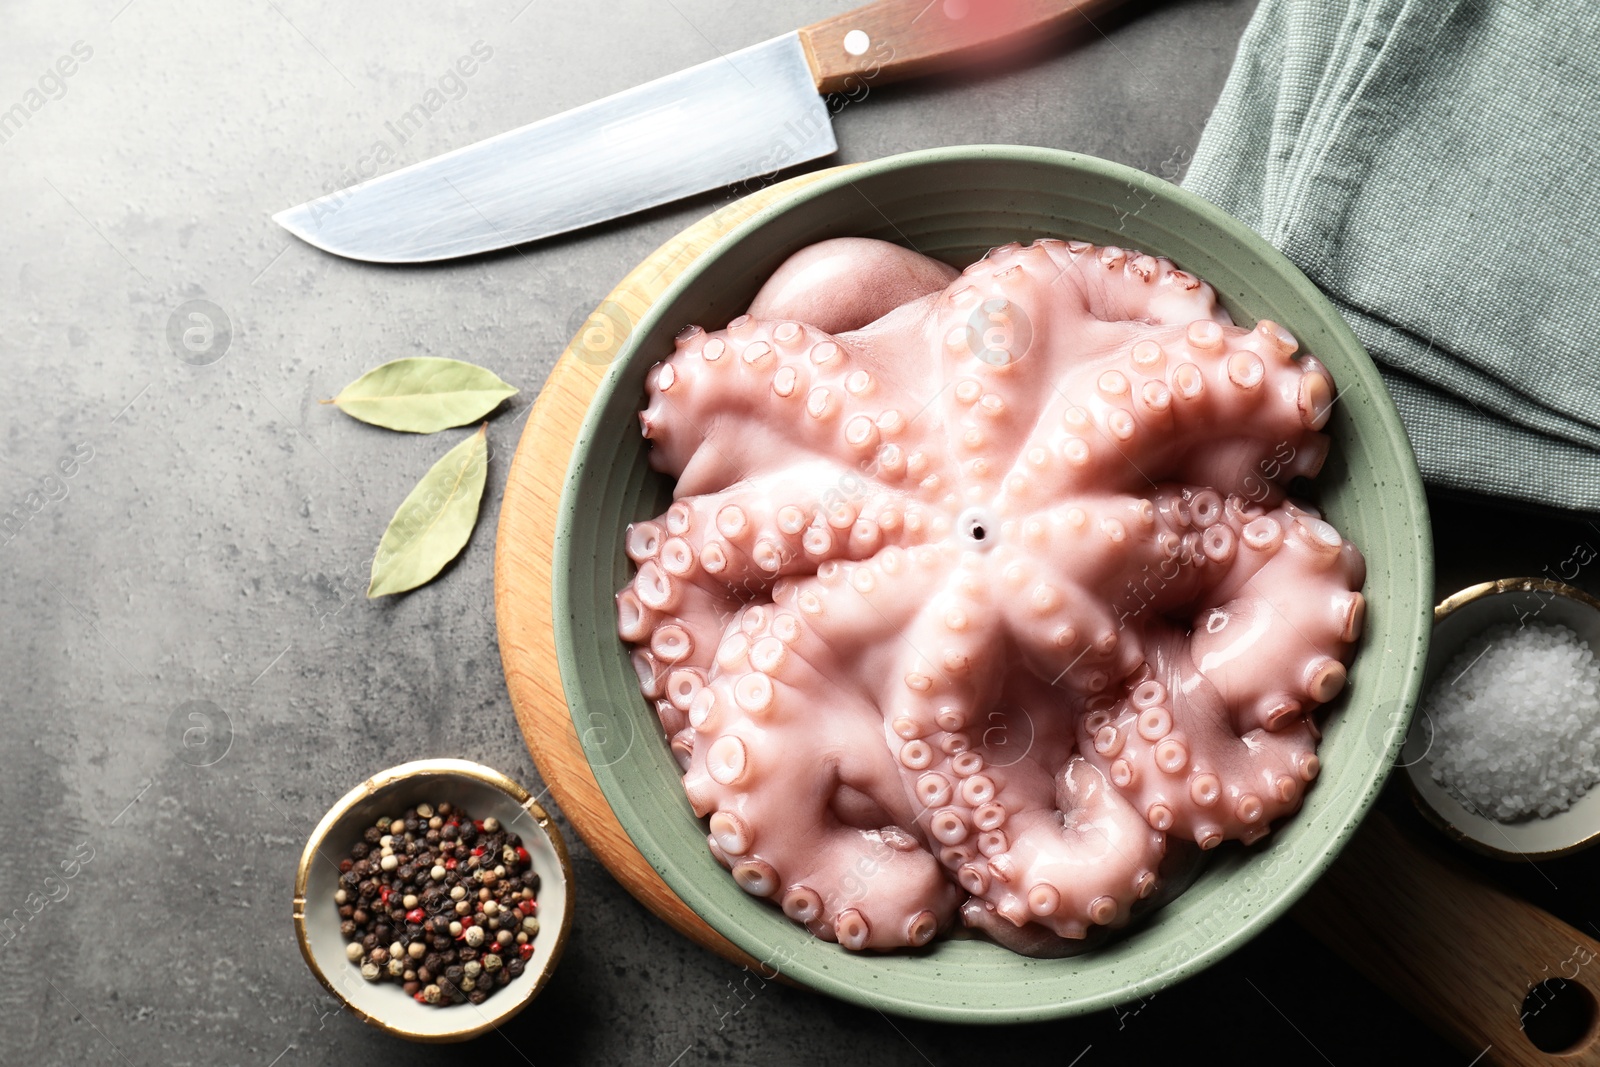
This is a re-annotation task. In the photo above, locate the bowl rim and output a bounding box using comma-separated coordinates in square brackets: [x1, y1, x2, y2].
[1406, 577, 1600, 861]
[292, 758, 574, 1042]
[554, 143, 1433, 1021]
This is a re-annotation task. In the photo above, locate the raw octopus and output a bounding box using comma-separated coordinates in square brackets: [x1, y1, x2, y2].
[615, 236, 1365, 953]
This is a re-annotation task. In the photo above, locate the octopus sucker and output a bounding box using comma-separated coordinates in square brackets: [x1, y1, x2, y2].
[617, 237, 1365, 955]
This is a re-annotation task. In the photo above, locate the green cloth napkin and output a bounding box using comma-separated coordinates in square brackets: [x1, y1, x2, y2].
[1183, 0, 1600, 512]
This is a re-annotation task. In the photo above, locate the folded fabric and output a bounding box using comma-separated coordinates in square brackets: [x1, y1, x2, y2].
[1182, 0, 1600, 512]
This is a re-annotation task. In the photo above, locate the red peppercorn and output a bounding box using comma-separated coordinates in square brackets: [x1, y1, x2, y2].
[445, 857, 458, 870]
[473, 820, 485, 831]
[519, 943, 534, 960]
[406, 907, 426, 924]
[380, 887, 391, 905]
[339, 859, 354, 873]
[515, 847, 530, 864]
[471, 847, 484, 857]
[518, 900, 537, 916]
[413, 992, 427, 1004]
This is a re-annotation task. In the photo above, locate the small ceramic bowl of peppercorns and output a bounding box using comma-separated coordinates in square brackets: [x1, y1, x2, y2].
[294, 758, 573, 1041]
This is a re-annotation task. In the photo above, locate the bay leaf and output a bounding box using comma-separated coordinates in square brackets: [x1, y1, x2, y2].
[327, 357, 517, 433]
[368, 425, 488, 598]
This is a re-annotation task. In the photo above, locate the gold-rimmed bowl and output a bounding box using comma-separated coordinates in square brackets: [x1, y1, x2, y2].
[1405, 578, 1600, 860]
[293, 759, 573, 1042]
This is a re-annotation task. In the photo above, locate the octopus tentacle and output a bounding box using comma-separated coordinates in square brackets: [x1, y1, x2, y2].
[687, 593, 961, 948]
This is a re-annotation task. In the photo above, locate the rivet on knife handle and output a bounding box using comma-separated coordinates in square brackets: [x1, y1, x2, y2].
[798, 0, 1125, 94]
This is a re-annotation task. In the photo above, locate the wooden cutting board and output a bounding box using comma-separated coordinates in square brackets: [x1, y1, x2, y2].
[492, 171, 1600, 1065]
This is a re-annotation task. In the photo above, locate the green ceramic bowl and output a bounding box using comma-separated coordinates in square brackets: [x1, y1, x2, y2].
[553, 145, 1432, 1022]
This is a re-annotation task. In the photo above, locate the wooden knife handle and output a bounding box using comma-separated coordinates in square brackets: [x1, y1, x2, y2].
[1294, 812, 1600, 1065]
[798, 0, 1124, 94]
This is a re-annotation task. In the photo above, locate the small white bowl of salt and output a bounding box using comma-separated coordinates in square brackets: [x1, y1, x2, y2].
[1405, 578, 1600, 859]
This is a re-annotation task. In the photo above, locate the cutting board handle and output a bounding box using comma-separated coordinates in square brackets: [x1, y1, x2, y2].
[798, 0, 1122, 94]
[1296, 812, 1600, 1065]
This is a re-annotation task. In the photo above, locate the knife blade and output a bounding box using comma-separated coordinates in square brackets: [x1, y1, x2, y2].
[274, 0, 1118, 263]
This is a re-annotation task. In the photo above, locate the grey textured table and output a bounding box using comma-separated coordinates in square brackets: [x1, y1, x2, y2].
[2, 0, 1549, 1062]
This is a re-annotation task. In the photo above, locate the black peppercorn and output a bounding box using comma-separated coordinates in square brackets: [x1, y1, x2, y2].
[425, 829, 441, 846]
[338, 905, 354, 919]
[339, 920, 357, 939]
[431, 935, 451, 952]
[363, 826, 383, 844]
[340, 870, 359, 888]
[362, 932, 379, 951]
[351, 909, 369, 926]
[351, 842, 369, 860]
[468, 990, 487, 1005]
[441, 824, 457, 841]
[397, 865, 415, 884]
[507, 958, 525, 978]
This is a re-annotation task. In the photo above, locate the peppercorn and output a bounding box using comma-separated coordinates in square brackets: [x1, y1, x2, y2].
[508, 957, 526, 978]
[468, 990, 487, 1006]
[344, 942, 363, 963]
[370, 947, 389, 967]
[339, 919, 357, 939]
[431, 935, 451, 952]
[362, 933, 379, 951]
[407, 942, 426, 960]
[422, 984, 441, 1005]
[441, 824, 458, 841]
[482, 953, 502, 973]
[338, 905, 354, 920]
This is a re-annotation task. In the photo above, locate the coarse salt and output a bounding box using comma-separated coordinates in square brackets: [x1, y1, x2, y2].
[1422, 621, 1600, 821]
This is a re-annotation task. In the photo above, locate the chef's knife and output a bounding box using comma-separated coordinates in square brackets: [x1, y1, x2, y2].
[274, 0, 1119, 263]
